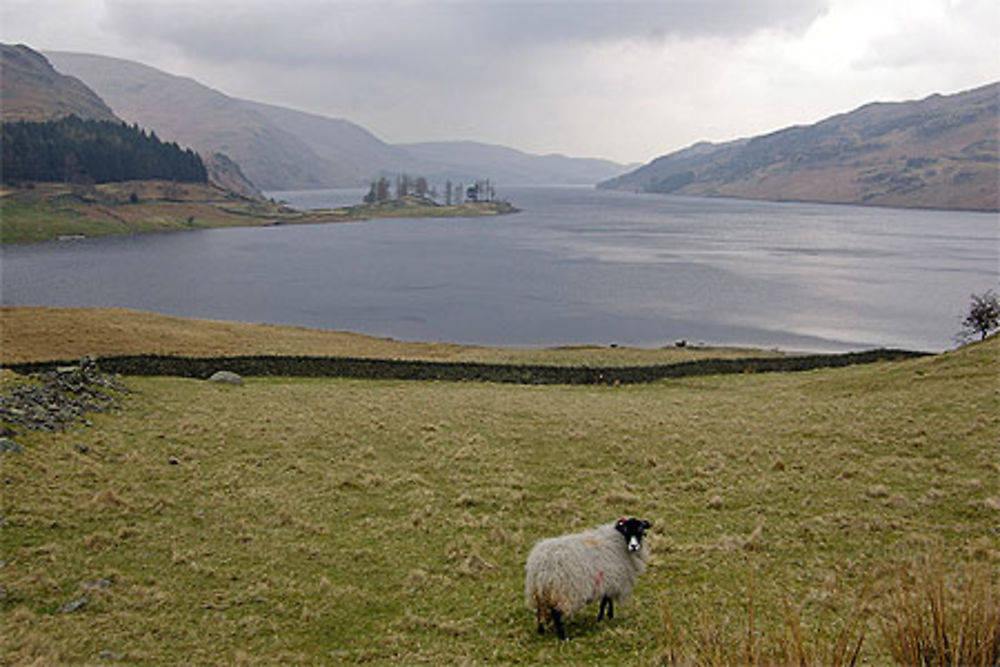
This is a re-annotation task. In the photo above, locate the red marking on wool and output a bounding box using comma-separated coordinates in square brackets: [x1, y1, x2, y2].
[593, 570, 605, 594]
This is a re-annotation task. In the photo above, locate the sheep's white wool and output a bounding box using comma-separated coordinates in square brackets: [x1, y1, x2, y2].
[524, 522, 647, 621]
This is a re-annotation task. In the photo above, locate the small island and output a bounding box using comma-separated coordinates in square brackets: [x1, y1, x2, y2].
[340, 194, 519, 220]
[337, 175, 519, 219]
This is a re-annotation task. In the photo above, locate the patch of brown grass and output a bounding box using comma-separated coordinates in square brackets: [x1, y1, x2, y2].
[879, 549, 1000, 666]
[0, 306, 774, 366]
[658, 568, 868, 667]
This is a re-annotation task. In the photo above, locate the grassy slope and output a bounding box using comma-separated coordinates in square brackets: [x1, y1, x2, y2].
[2, 324, 997, 662]
[0, 306, 773, 367]
[0, 182, 304, 243]
[0, 184, 517, 244]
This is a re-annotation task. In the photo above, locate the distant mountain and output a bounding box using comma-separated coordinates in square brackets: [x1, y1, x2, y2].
[600, 82, 999, 211]
[244, 100, 408, 188]
[46, 50, 631, 191]
[1, 44, 118, 123]
[397, 141, 632, 186]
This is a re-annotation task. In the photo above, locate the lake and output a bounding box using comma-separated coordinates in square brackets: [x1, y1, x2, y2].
[2, 186, 997, 352]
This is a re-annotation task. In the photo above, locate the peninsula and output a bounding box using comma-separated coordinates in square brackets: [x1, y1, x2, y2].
[0, 182, 518, 244]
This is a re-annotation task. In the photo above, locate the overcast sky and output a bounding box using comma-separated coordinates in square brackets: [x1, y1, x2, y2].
[3, 0, 998, 164]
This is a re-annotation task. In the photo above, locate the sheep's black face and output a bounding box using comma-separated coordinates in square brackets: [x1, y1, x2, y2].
[615, 517, 652, 552]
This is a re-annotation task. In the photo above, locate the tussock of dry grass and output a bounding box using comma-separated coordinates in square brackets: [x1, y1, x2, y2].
[1, 333, 996, 663]
[879, 549, 1000, 666]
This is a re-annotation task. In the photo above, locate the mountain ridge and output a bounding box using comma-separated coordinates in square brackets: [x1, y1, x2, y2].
[45, 50, 630, 191]
[1, 44, 119, 123]
[600, 82, 999, 211]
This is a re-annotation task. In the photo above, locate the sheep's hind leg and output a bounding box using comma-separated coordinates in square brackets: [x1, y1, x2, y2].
[597, 596, 614, 621]
[551, 608, 567, 641]
[536, 607, 545, 635]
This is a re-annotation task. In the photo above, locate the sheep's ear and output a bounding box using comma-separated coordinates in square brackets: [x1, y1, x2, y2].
[641, 519, 652, 530]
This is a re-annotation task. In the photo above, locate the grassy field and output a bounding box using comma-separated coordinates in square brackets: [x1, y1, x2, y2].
[0, 307, 774, 367]
[0, 183, 517, 244]
[2, 315, 997, 663]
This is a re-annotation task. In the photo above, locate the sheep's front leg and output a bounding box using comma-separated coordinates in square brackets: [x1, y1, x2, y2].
[597, 596, 614, 621]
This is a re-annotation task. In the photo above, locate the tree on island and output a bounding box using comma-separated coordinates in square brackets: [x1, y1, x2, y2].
[361, 174, 503, 207]
[395, 174, 411, 199]
[364, 177, 392, 204]
[414, 176, 429, 198]
[466, 179, 495, 203]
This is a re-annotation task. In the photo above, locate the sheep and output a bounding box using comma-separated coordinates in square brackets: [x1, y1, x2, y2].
[524, 516, 652, 640]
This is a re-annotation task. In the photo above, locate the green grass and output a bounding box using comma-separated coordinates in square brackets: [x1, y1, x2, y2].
[0, 199, 127, 243]
[1, 338, 997, 663]
[0, 184, 285, 243]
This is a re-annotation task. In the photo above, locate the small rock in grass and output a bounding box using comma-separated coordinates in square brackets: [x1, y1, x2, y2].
[0, 438, 23, 454]
[208, 371, 244, 386]
[707, 495, 725, 510]
[867, 485, 889, 498]
[59, 596, 89, 613]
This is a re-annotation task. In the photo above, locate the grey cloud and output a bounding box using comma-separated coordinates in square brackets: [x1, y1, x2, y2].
[103, 0, 829, 70]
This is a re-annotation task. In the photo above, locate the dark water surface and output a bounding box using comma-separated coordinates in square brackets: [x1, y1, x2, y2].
[2, 187, 997, 352]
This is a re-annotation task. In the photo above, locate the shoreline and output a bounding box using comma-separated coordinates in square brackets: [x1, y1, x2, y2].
[0, 182, 518, 244]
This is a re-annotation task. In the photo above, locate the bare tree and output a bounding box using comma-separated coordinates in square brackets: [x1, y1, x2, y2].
[375, 177, 391, 202]
[414, 176, 428, 198]
[959, 290, 1000, 341]
[395, 174, 410, 199]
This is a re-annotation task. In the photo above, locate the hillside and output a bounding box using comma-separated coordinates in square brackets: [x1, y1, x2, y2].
[1, 309, 996, 663]
[600, 82, 1000, 211]
[242, 100, 412, 187]
[0, 44, 118, 123]
[44, 51, 350, 191]
[201, 152, 262, 199]
[0, 181, 311, 243]
[45, 50, 630, 190]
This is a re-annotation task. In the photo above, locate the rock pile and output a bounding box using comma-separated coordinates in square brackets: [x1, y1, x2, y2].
[0, 357, 127, 439]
